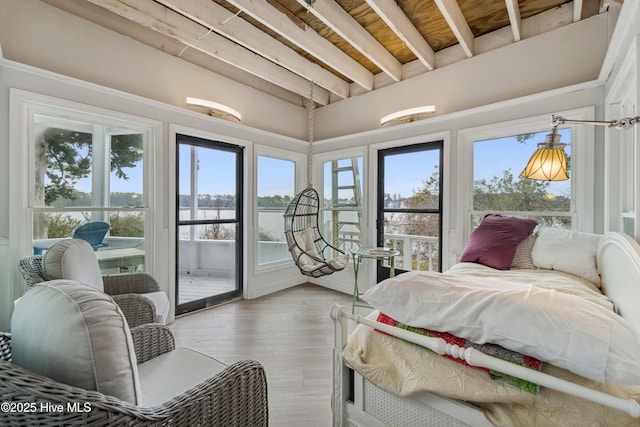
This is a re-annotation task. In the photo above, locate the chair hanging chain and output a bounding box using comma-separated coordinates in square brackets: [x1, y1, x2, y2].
[307, 81, 314, 187]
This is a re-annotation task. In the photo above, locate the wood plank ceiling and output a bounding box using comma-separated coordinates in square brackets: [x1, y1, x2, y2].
[42, 0, 606, 106]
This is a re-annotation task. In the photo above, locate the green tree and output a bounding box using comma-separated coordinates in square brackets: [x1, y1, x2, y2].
[390, 162, 571, 270]
[403, 167, 441, 270]
[403, 182, 440, 237]
[34, 128, 143, 238]
[110, 212, 145, 237]
[46, 214, 85, 238]
[473, 169, 569, 213]
[41, 129, 92, 205]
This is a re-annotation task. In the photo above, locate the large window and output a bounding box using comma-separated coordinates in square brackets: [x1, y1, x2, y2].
[458, 108, 595, 246]
[27, 108, 151, 274]
[472, 128, 573, 227]
[322, 155, 364, 252]
[257, 155, 296, 265]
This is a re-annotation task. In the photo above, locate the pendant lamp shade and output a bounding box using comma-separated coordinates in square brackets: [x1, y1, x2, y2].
[521, 113, 640, 182]
[520, 129, 569, 181]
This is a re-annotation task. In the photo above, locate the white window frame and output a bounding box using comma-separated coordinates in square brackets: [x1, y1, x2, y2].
[313, 146, 367, 250]
[253, 144, 306, 272]
[456, 107, 595, 250]
[604, 37, 639, 238]
[168, 124, 251, 302]
[368, 132, 452, 269]
[9, 89, 161, 282]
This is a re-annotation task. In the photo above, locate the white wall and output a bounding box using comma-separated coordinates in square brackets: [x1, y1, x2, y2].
[314, 12, 610, 139]
[0, 0, 613, 141]
[602, 1, 640, 238]
[0, 0, 307, 139]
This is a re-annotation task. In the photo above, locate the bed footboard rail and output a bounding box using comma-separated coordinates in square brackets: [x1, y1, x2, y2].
[330, 304, 640, 422]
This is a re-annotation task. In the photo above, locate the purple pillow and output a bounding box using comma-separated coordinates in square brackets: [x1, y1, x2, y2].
[460, 215, 538, 270]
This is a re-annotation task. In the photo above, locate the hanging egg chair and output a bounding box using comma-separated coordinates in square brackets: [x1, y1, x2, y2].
[284, 82, 349, 277]
[284, 187, 349, 278]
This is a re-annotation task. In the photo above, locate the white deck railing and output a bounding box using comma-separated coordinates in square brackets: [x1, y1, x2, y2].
[383, 233, 439, 272]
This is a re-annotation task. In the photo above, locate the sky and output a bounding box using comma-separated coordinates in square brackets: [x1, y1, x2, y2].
[76, 128, 572, 199]
[474, 128, 572, 197]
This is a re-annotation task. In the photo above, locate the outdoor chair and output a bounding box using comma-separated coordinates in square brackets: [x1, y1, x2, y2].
[73, 221, 110, 250]
[1, 280, 268, 426]
[19, 239, 169, 327]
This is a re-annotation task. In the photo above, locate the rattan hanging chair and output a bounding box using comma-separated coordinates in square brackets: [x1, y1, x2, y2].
[284, 187, 349, 278]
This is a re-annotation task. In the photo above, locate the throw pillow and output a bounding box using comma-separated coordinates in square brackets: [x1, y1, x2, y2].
[531, 228, 601, 286]
[460, 214, 538, 270]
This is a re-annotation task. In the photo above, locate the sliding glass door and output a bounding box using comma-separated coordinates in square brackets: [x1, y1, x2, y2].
[176, 134, 243, 315]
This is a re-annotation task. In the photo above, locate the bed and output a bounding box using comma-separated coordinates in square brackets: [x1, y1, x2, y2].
[330, 221, 640, 427]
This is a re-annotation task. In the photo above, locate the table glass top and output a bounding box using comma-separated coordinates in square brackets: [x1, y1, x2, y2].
[350, 247, 400, 257]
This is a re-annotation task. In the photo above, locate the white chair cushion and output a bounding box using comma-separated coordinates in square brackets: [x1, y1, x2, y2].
[144, 291, 170, 325]
[138, 348, 227, 407]
[327, 254, 349, 270]
[43, 239, 104, 292]
[11, 280, 141, 404]
[293, 229, 320, 269]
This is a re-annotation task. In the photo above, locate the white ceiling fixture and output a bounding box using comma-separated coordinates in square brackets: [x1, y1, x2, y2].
[380, 106, 436, 126]
[186, 97, 242, 122]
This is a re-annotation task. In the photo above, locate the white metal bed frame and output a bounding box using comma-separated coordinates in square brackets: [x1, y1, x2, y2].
[331, 232, 640, 426]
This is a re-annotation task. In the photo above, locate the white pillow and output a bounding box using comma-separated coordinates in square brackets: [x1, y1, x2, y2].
[531, 228, 601, 286]
[43, 239, 104, 291]
[362, 271, 640, 385]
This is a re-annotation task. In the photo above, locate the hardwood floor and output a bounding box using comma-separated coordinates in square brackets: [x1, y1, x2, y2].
[168, 283, 358, 427]
[177, 273, 235, 305]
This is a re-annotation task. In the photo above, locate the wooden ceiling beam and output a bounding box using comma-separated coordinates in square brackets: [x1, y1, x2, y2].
[84, 0, 330, 104]
[296, 0, 402, 82]
[504, 0, 522, 42]
[46, 0, 605, 107]
[433, 0, 474, 57]
[224, 0, 374, 92]
[573, 0, 584, 22]
[364, 0, 435, 71]
[152, 0, 348, 99]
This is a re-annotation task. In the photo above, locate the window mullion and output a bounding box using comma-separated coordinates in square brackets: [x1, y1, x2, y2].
[92, 124, 109, 223]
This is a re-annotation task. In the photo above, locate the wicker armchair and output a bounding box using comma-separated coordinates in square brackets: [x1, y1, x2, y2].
[1, 283, 269, 426]
[19, 254, 163, 328]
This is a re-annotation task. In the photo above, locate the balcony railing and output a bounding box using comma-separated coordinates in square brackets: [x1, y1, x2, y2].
[383, 233, 439, 272]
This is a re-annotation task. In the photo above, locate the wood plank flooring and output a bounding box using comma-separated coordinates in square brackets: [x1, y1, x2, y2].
[168, 283, 358, 427]
[177, 273, 235, 305]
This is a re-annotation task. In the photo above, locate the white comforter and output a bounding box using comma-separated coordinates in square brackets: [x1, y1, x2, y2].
[342, 264, 640, 427]
[446, 262, 613, 310]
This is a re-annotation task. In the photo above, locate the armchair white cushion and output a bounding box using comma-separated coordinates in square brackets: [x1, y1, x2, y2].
[137, 348, 227, 407]
[12, 280, 141, 403]
[3, 281, 268, 426]
[42, 239, 169, 324]
[11, 281, 230, 408]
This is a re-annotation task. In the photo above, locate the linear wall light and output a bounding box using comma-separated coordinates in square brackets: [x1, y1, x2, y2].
[521, 114, 640, 181]
[185, 97, 242, 123]
[380, 105, 436, 127]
